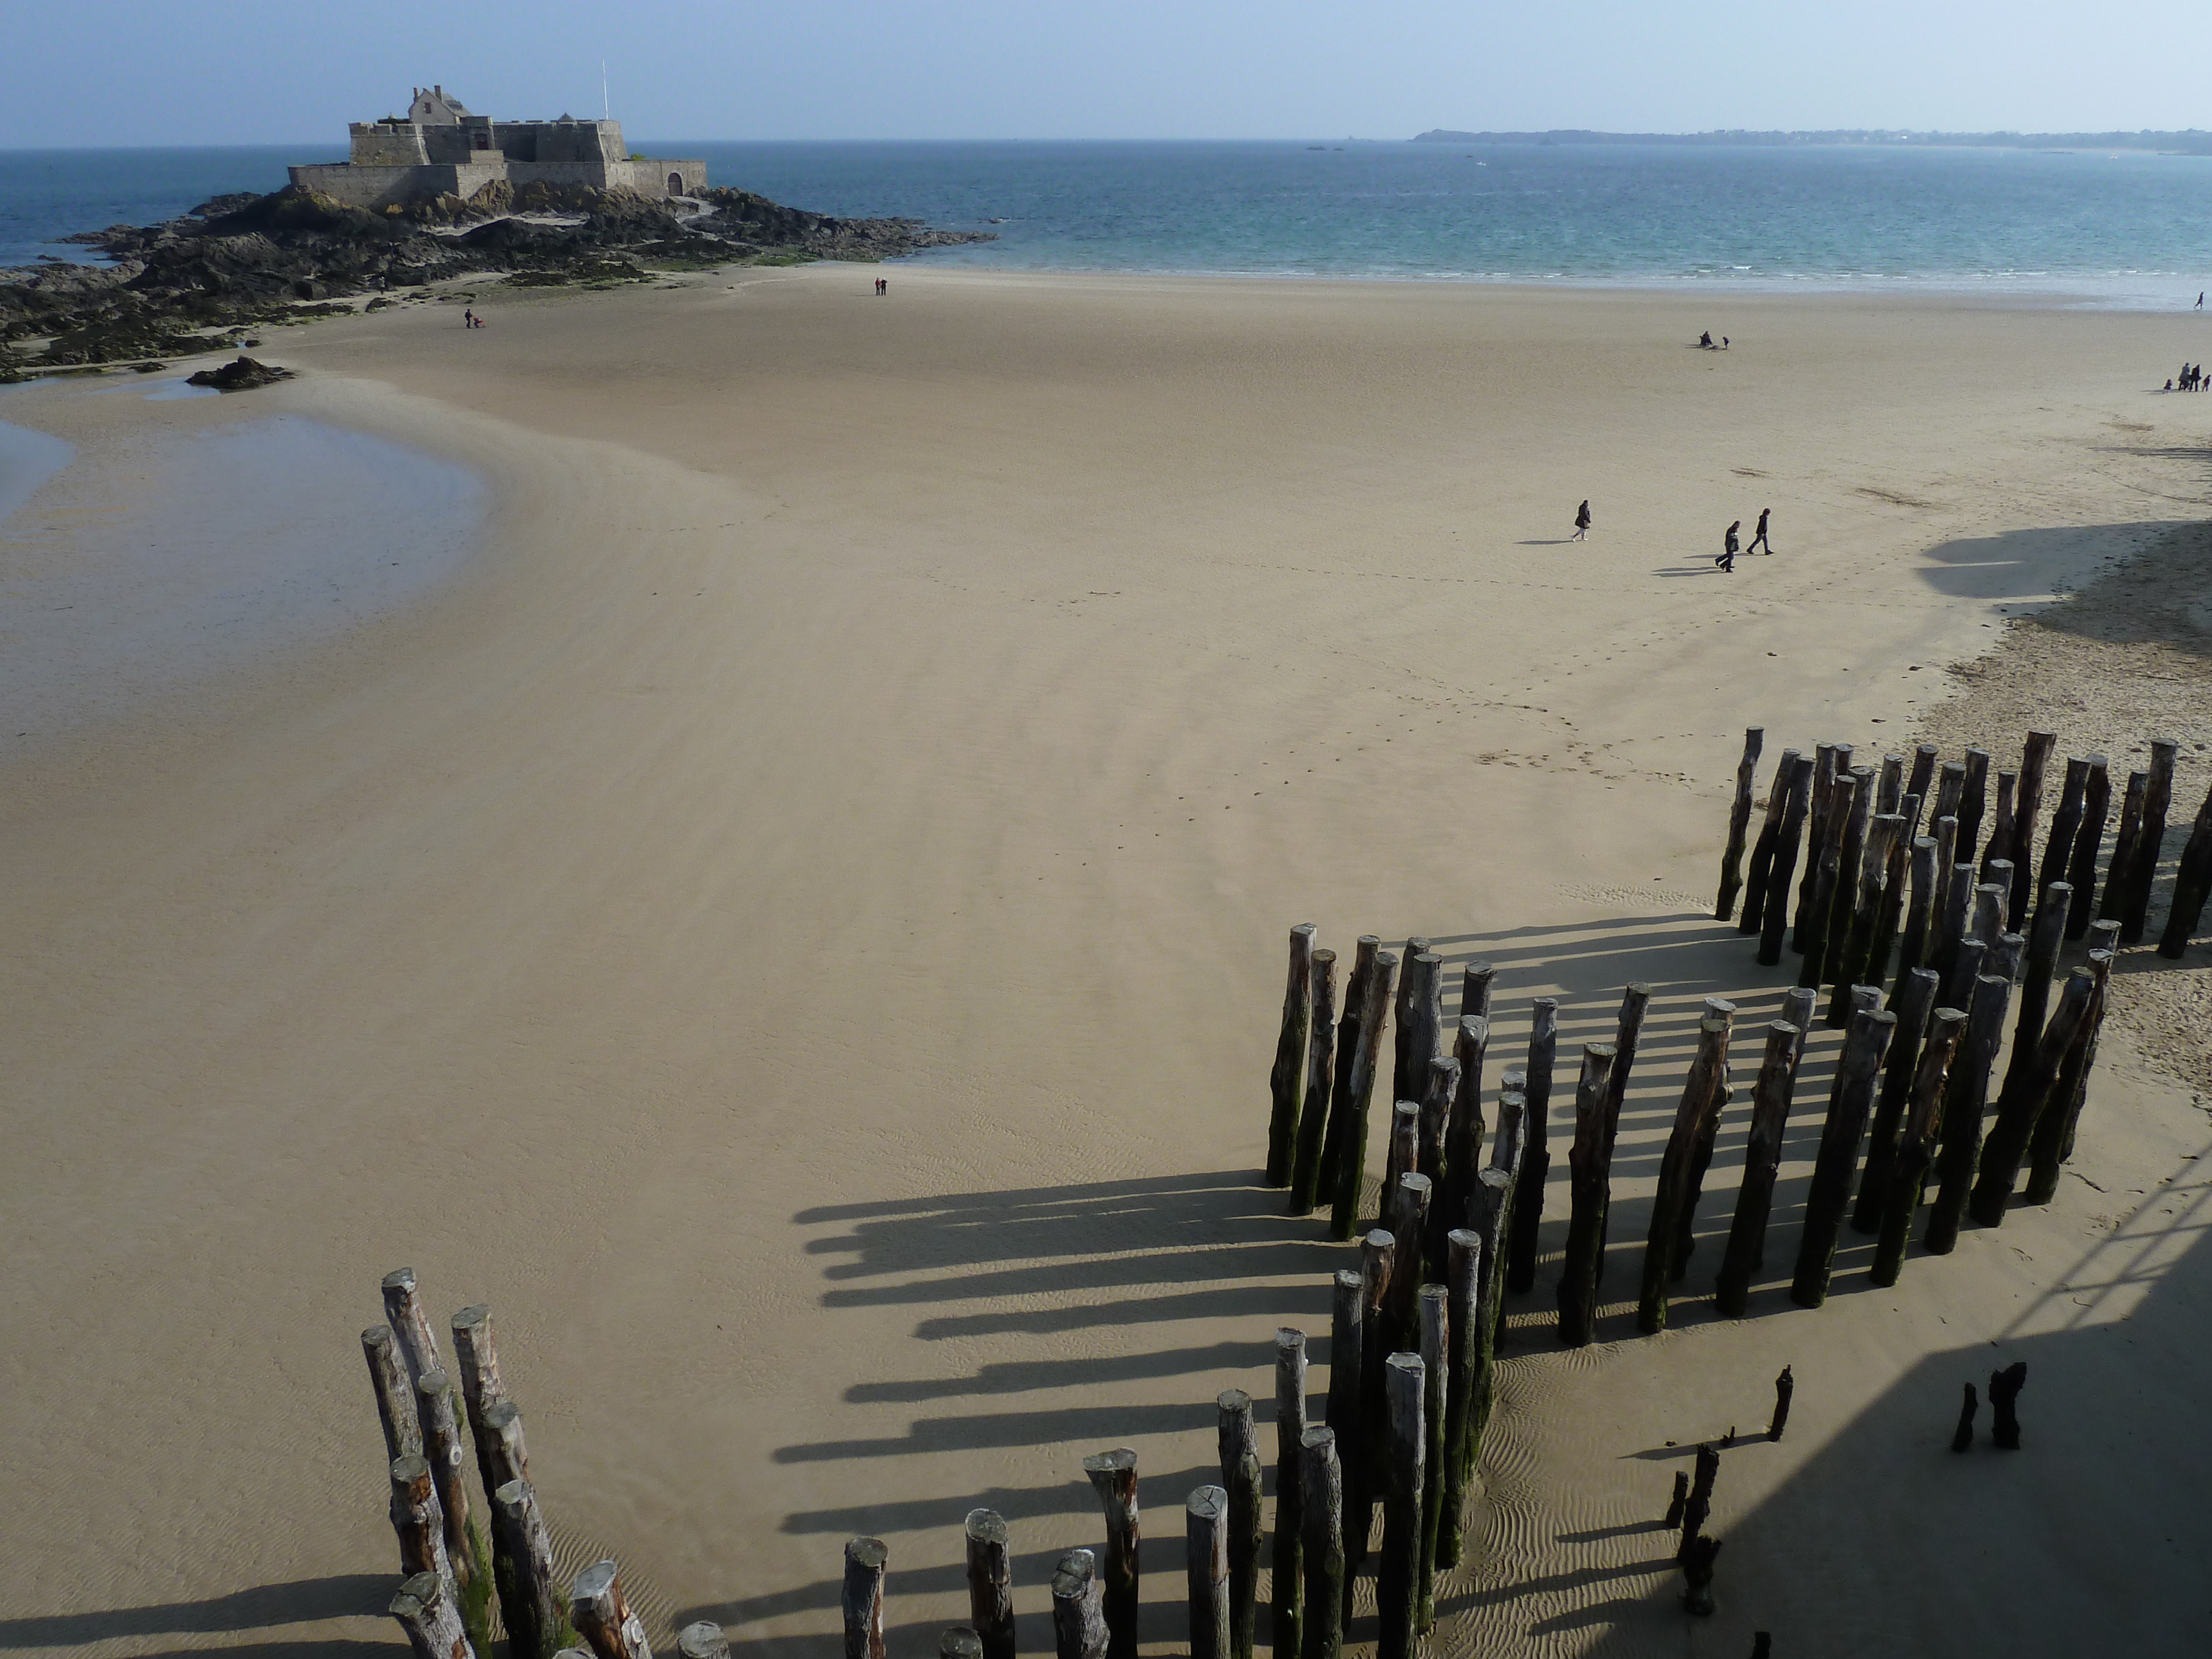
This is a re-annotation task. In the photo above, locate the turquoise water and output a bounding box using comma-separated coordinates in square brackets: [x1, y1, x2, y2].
[7, 139, 2212, 306]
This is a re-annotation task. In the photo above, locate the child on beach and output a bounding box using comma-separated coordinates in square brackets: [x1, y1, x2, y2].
[1573, 500, 1592, 541]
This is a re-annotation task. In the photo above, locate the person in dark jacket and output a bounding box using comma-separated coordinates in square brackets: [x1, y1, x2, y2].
[1572, 500, 1592, 541]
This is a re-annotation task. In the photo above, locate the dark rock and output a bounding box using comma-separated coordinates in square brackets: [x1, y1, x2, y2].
[185, 354, 293, 392]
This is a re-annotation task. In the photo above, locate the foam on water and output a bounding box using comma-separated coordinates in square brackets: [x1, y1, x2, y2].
[0, 412, 484, 747]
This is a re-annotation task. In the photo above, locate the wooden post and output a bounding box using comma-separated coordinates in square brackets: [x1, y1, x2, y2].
[1821, 766, 1876, 985]
[1905, 745, 1938, 829]
[450, 1306, 509, 1505]
[964, 1510, 1015, 1659]
[1758, 757, 1815, 966]
[1555, 1044, 1619, 1347]
[1981, 773, 2016, 890]
[2100, 770, 2150, 925]
[1384, 1174, 1432, 1350]
[381, 1267, 446, 1387]
[1924, 973, 2015, 1254]
[1322, 1267, 1363, 1592]
[1797, 770, 1857, 987]
[1267, 925, 1319, 1186]
[415, 1370, 485, 1605]
[2064, 757, 2111, 939]
[1888, 838, 1938, 1004]
[1996, 881, 2072, 1108]
[1667, 998, 1741, 1282]
[1740, 745, 1801, 933]
[838, 1543, 886, 1659]
[1415, 1286, 1448, 1632]
[1929, 814, 1961, 966]
[1467, 1170, 1512, 1444]
[1988, 927, 2025, 987]
[1769, 1366, 1794, 1441]
[1082, 1449, 1140, 1659]
[1790, 1008, 1897, 1307]
[1989, 1361, 2028, 1449]
[365, 1326, 425, 1464]
[390, 1571, 477, 1659]
[677, 1625, 729, 1659]
[2008, 732, 2058, 926]
[941, 1630, 984, 1659]
[1378, 1354, 1425, 1659]
[1934, 757, 1965, 832]
[1439, 1229, 1480, 1572]
[1350, 1230, 1394, 1577]
[1186, 1487, 1230, 1659]
[1868, 1008, 1965, 1286]
[1393, 948, 1442, 1120]
[1855, 967, 1938, 1234]
[1969, 968, 2099, 1225]
[1298, 1431, 1343, 1659]
[2121, 739, 2180, 941]
[1592, 984, 1652, 1284]
[2027, 948, 2117, 1201]
[491, 1480, 564, 1659]
[1679, 1442, 1720, 1558]
[1385, 1102, 1420, 1198]
[1958, 747, 1991, 865]
[1273, 1329, 1307, 1659]
[478, 1400, 530, 1495]
[1051, 1550, 1109, 1659]
[1506, 998, 1559, 1292]
[1876, 752, 1903, 815]
[1866, 818, 1912, 993]
[1418, 1054, 1462, 1276]
[1441, 1019, 1490, 1274]
[2034, 757, 2089, 923]
[2157, 775, 2212, 959]
[1462, 960, 1498, 1019]
[1329, 951, 1400, 1241]
[1792, 742, 1843, 950]
[1971, 878, 2006, 949]
[1714, 1021, 1803, 1318]
[389, 1455, 459, 1614]
[1288, 950, 1340, 1215]
[1716, 726, 1765, 920]
[1826, 813, 1902, 1026]
[1935, 853, 1974, 982]
[1942, 933, 1988, 1016]
[1317, 937, 1379, 1198]
[1639, 1004, 1735, 1332]
[1217, 1391, 1261, 1659]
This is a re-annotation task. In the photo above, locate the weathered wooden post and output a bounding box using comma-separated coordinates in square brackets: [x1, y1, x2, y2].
[1288, 950, 1340, 1215]
[1790, 1008, 1897, 1307]
[2026, 948, 2116, 1202]
[1323, 1267, 1363, 1595]
[838, 1542, 886, 1659]
[2100, 768, 2150, 925]
[1679, 1443, 1720, 1558]
[1439, 1020, 1490, 1274]
[1268, 925, 1319, 1187]
[1980, 774, 2016, 891]
[1988, 926, 2025, 987]
[1439, 1229, 1481, 1571]
[1716, 726, 1765, 920]
[415, 1370, 488, 1623]
[2064, 757, 2111, 939]
[1351, 1230, 1395, 1577]
[940, 1631, 983, 1659]
[1905, 745, 1938, 827]
[1679, 1536, 1722, 1618]
[1051, 1550, 1109, 1659]
[1958, 748, 1991, 865]
[1714, 1021, 1803, 1318]
[1298, 1430, 1343, 1659]
[964, 1510, 1015, 1659]
[1869, 1008, 1964, 1287]
[1924, 973, 2015, 1254]
[1996, 882, 2072, 1108]
[1989, 1361, 2028, 1450]
[1929, 814, 1961, 964]
[1854, 967, 1938, 1234]
[2120, 740, 2179, 941]
[1888, 837, 1939, 1004]
[1385, 1101, 1421, 1198]
[1592, 984, 1651, 1281]
[1415, 1285, 1448, 1631]
[1418, 1054, 1463, 1274]
[1876, 752, 1903, 816]
[1797, 770, 1858, 987]
[1821, 766, 1876, 985]
[1969, 968, 2098, 1226]
[1768, 1366, 1794, 1441]
[1187, 1487, 1231, 1659]
[1468, 1169, 1513, 1442]
[1317, 937, 1379, 1197]
[1506, 998, 1559, 1293]
[2034, 759, 2090, 925]
[450, 1306, 509, 1502]
[1384, 1174, 1432, 1351]
[2008, 732, 2058, 926]
[1827, 814, 1901, 1025]
[1942, 932, 1988, 1015]
[1757, 756, 1814, 967]
[1217, 1392, 1261, 1659]
[1274, 1330, 1308, 1658]
[1639, 1004, 1735, 1332]
[2157, 776, 2212, 959]
[1740, 745, 1801, 933]
[1394, 948, 1443, 1123]
[1462, 959, 1498, 1019]
[1935, 854, 1974, 982]
[1329, 950, 1400, 1241]
[677, 1624, 728, 1659]
[1666, 999, 1741, 1282]
[390, 1571, 477, 1659]
[1866, 817, 1912, 991]
[1556, 1044, 1620, 1346]
[1082, 1449, 1140, 1659]
[491, 1480, 564, 1659]
[365, 1326, 425, 1464]
[1792, 742, 1844, 950]
[1378, 1354, 1425, 1659]
[390, 1455, 460, 1614]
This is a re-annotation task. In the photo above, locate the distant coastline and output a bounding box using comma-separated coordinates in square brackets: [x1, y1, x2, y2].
[1411, 127, 2212, 155]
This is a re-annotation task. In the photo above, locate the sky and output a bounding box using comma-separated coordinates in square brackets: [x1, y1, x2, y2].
[7, 0, 2211, 148]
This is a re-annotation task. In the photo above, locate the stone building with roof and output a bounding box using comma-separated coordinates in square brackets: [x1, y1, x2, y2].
[289, 86, 705, 208]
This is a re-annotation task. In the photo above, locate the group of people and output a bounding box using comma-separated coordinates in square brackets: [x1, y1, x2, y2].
[2168, 363, 2205, 392]
[1566, 502, 1776, 570]
[1698, 331, 1730, 350]
[873, 276, 890, 296]
[461, 307, 486, 330]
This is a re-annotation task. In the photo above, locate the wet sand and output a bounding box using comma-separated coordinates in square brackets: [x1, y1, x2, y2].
[2, 269, 2209, 1659]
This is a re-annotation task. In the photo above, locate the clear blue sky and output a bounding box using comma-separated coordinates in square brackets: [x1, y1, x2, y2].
[8, 0, 2210, 148]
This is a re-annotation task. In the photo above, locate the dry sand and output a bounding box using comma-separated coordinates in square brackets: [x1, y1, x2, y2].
[3, 268, 2209, 1659]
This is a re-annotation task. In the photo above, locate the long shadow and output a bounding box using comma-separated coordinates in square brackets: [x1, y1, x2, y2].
[0, 1580, 392, 1649]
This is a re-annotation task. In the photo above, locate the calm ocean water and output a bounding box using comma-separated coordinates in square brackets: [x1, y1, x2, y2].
[6, 139, 2212, 306]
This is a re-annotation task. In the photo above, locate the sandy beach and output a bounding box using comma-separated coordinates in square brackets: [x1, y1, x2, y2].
[3, 268, 2208, 1658]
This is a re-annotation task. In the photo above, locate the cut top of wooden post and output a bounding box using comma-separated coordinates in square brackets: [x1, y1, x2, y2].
[382, 1268, 446, 1386]
[449, 1304, 507, 1418]
[677, 1626, 730, 1659]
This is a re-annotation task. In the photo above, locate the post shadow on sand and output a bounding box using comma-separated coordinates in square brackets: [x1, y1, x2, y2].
[0, 1577, 394, 1651]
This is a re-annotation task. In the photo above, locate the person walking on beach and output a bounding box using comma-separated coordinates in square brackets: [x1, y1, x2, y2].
[1747, 506, 1773, 555]
[463, 307, 474, 328]
[1717, 520, 1740, 572]
[1572, 500, 1592, 541]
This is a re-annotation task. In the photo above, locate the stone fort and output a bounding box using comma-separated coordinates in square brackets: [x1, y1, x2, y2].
[289, 86, 706, 209]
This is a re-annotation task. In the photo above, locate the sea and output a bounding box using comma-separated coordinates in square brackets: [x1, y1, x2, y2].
[6, 139, 2212, 307]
